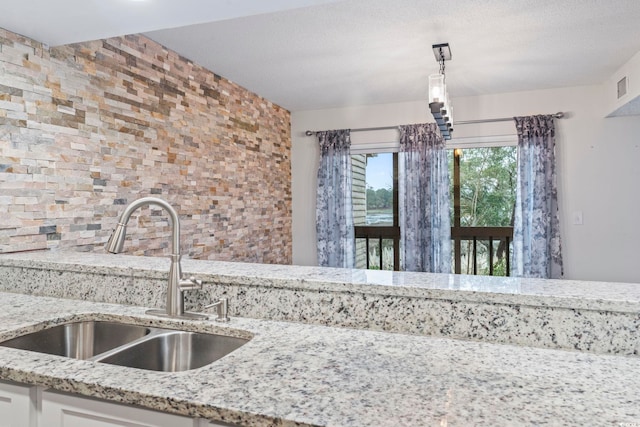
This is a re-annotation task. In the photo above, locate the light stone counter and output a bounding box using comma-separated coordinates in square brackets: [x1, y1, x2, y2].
[0, 291, 639, 427]
[2, 250, 640, 312]
[0, 251, 639, 356]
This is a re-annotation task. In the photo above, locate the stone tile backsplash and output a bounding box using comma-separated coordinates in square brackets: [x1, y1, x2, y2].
[0, 28, 292, 264]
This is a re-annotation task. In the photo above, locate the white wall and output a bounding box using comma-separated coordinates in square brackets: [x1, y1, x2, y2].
[291, 85, 640, 283]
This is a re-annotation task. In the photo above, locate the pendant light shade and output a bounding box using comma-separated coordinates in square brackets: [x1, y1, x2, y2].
[429, 74, 445, 104]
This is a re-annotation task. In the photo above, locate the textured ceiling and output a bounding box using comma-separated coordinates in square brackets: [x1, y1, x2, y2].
[2, 0, 640, 112]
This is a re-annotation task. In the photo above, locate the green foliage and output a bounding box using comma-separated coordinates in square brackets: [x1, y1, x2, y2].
[491, 257, 508, 277]
[449, 147, 517, 227]
[366, 186, 393, 210]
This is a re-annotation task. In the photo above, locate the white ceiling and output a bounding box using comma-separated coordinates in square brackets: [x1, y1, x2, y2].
[2, 0, 640, 112]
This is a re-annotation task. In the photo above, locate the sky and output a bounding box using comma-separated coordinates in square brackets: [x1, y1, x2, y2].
[366, 153, 393, 190]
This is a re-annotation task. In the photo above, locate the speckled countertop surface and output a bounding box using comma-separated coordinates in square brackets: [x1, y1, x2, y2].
[1, 251, 640, 313]
[0, 291, 639, 427]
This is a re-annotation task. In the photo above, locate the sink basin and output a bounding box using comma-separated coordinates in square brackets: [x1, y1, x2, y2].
[96, 331, 249, 372]
[0, 321, 150, 359]
[0, 320, 250, 372]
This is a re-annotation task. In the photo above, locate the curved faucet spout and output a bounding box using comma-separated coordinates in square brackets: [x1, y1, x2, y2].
[105, 197, 180, 257]
[106, 197, 205, 319]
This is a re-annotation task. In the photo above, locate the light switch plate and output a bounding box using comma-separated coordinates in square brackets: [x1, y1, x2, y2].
[572, 211, 583, 225]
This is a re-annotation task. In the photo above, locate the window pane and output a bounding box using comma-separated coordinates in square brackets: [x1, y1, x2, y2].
[455, 147, 517, 227]
[449, 146, 516, 277]
[352, 152, 399, 272]
[368, 238, 381, 269]
[354, 238, 396, 270]
[381, 238, 395, 270]
[352, 153, 394, 226]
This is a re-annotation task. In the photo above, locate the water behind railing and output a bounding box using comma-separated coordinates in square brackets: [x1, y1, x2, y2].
[366, 213, 393, 225]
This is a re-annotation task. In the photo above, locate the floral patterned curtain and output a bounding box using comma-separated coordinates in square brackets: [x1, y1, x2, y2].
[316, 130, 355, 268]
[512, 115, 563, 278]
[399, 123, 451, 273]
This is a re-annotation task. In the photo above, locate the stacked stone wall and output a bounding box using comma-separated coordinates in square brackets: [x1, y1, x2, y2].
[0, 29, 292, 263]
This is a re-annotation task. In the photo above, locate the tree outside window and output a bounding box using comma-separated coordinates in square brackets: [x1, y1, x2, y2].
[449, 146, 517, 275]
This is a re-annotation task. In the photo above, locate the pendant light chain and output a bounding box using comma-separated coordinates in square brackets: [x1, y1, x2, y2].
[439, 49, 446, 81]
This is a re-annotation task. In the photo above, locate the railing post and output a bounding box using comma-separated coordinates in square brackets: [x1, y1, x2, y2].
[453, 149, 462, 274]
[489, 237, 494, 276]
[393, 236, 400, 271]
[365, 238, 370, 269]
[472, 237, 477, 275]
[505, 236, 510, 276]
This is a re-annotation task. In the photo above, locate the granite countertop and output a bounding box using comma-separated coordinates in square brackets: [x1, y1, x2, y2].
[2, 251, 640, 313]
[0, 291, 639, 426]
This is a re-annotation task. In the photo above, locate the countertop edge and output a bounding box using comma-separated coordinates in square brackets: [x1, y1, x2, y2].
[1, 252, 639, 314]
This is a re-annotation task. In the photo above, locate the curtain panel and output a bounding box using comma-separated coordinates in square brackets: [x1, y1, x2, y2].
[512, 115, 563, 279]
[316, 130, 355, 268]
[399, 123, 451, 273]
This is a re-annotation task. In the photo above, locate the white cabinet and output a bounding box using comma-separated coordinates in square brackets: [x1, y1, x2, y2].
[41, 390, 199, 427]
[0, 381, 239, 427]
[0, 380, 38, 427]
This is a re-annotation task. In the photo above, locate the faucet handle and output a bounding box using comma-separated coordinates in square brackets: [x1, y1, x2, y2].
[204, 298, 230, 322]
[188, 276, 203, 286]
[179, 276, 203, 290]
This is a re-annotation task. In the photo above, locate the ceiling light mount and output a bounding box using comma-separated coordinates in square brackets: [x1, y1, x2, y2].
[431, 43, 452, 62]
[429, 43, 453, 140]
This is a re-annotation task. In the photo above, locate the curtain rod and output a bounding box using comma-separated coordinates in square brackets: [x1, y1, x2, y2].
[304, 112, 565, 136]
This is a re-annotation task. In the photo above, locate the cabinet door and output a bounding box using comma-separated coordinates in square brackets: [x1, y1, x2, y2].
[41, 390, 198, 427]
[0, 380, 38, 427]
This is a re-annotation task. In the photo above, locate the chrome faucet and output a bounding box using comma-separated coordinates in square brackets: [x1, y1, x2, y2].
[105, 197, 206, 320]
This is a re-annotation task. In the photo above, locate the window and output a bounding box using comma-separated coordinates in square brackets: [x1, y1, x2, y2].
[352, 153, 399, 270]
[350, 145, 516, 275]
[449, 147, 516, 276]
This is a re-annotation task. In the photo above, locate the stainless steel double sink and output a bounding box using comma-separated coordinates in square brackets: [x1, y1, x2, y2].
[0, 321, 249, 372]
